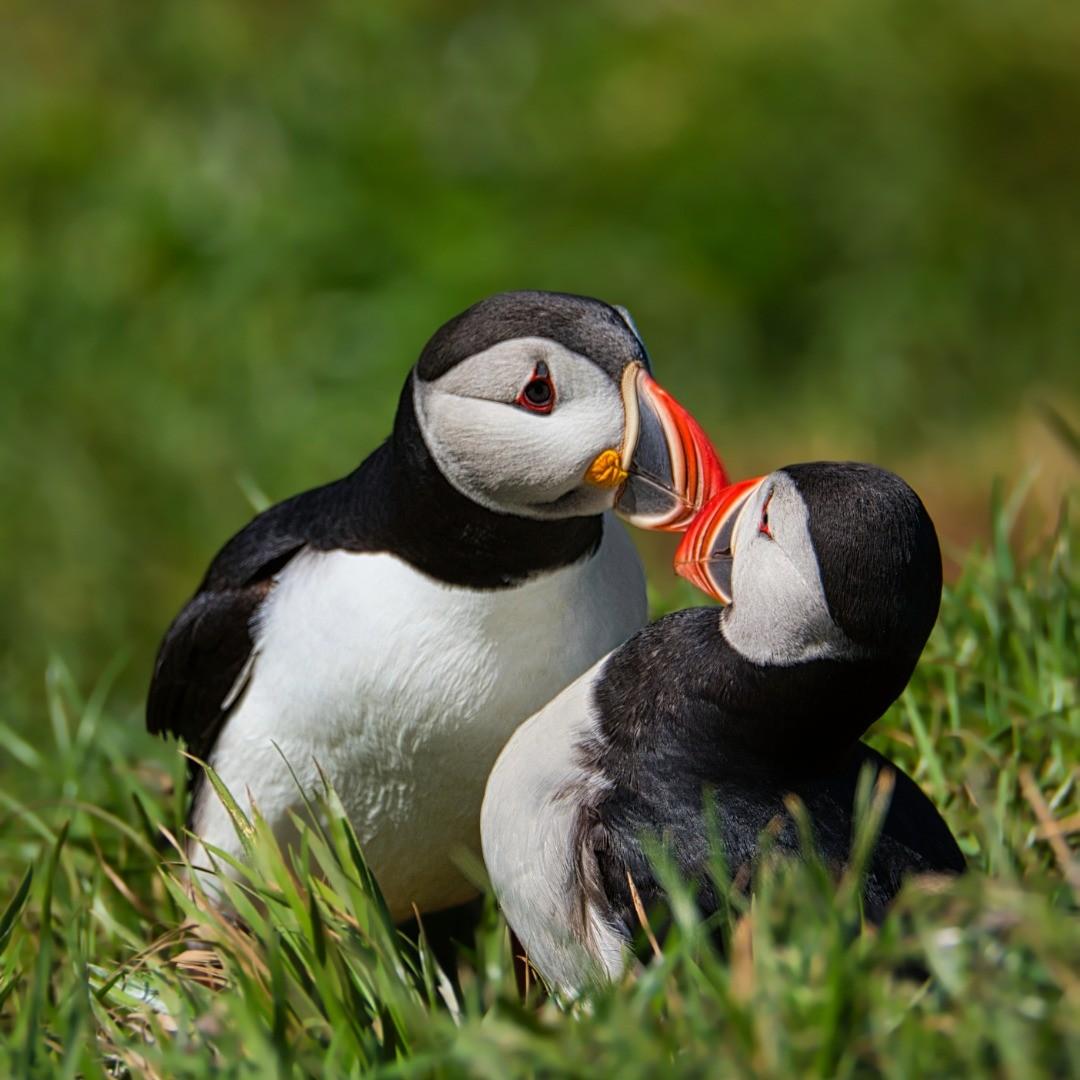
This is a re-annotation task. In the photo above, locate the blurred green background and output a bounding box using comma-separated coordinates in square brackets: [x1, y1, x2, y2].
[1, 0, 1077, 726]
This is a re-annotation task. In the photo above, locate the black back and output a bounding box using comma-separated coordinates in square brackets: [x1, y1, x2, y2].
[587, 740, 964, 937]
[579, 604, 963, 941]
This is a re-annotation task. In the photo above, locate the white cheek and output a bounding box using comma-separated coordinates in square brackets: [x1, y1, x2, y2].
[416, 360, 625, 517]
[722, 483, 856, 665]
[722, 539, 833, 665]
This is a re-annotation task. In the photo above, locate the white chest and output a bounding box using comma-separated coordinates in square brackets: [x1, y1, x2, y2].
[482, 659, 630, 993]
[192, 514, 646, 919]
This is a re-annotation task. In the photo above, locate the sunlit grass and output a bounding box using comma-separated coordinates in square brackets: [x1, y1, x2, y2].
[0, 495, 1076, 1077]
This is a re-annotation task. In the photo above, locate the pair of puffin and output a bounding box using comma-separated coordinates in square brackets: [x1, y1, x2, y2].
[148, 289, 962, 995]
[482, 461, 965, 992]
[149, 290, 724, 918]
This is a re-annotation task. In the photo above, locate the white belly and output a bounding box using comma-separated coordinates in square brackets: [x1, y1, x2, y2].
[190, 514, 646, 920]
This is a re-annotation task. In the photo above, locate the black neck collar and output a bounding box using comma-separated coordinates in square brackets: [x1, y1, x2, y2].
[594, 607, 917, 778]
[340, 378, 603, 589]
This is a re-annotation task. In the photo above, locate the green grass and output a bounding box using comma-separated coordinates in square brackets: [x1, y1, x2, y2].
[0, 493, 1075, 1077]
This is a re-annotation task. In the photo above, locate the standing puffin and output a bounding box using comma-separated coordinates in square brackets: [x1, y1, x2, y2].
[482, 462, 964, 992]
[148, 290, 724, 920]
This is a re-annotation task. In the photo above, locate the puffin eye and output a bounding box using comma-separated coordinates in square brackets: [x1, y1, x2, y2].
[517, 361, 556, 414]
[759, 493, 774, 539]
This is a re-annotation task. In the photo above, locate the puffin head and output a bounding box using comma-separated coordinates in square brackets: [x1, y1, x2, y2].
[409, 290, 725, 526]
[675, 462, 942, 677]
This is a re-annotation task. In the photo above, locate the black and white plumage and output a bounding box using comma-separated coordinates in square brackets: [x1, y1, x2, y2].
[147, 290, 724, 920]
[482, 462, 964, 992]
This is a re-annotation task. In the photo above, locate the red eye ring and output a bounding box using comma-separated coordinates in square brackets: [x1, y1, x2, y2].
[517, 361, 556, 414]
[759, 493, 773, 538]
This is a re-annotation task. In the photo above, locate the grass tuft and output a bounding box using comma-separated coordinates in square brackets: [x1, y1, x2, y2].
[0, 496, 1076, 1076]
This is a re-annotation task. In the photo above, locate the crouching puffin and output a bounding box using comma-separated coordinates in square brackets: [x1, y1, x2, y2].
[482, 462, 964, 992]
[148, 290, 725, 920]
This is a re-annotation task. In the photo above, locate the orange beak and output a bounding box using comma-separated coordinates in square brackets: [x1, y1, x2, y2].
[611, 365, 728, 531]
[674, 476, 765, 602]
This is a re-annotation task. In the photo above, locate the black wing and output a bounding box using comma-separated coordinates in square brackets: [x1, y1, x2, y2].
[146, 469, 372, 763]
[853, 743, 966, 876]
[147, 531, 305, 762]
[586, 741, 964, 949]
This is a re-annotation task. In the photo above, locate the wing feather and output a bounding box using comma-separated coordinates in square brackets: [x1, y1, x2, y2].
[146, 470, 369, 762]
[146, 551, 299, 761]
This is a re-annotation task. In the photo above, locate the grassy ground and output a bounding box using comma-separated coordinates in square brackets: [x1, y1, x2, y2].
[0, 490, 1075, 1077]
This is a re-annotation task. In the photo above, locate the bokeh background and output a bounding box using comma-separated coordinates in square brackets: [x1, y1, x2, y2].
[1, 0, 1077, 735]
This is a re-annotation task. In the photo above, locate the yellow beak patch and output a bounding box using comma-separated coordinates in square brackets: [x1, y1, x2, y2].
[584, 448, 629, 489]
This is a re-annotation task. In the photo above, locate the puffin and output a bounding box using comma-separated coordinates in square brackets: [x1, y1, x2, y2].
[482, 461, 965, 993]
[147, 289, 725, 920]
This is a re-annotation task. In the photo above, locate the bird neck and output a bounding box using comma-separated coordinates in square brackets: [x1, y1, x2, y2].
[594, 608, 913, 780]
[346, 379, 603, 588]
